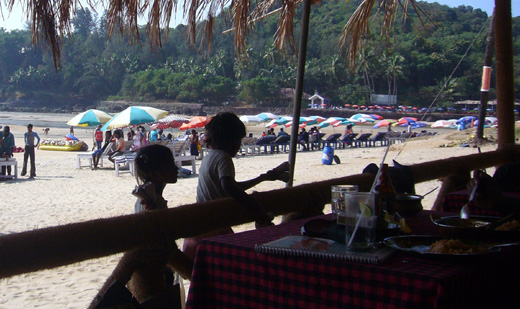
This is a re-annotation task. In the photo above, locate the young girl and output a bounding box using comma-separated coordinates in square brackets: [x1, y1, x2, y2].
[132, 144, 179, 213]
[182, 112, 289, 259]
[92, 144, 183, 307]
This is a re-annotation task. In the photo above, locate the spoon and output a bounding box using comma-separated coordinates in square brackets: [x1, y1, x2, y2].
[460, 182, 478, 219]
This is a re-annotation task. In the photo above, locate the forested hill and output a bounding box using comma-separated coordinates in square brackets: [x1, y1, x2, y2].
[0, 0, 518, 111]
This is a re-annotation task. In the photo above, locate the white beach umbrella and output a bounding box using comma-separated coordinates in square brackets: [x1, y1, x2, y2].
[256, 112, 279, 121]
[240, 115, 263, 126]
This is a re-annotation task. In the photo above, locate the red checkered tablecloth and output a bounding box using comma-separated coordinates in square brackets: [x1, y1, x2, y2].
[186, 211, 520, 308]
[441, 190, 520, 215]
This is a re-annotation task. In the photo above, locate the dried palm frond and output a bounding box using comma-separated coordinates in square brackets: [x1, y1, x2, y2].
[339, 0, 429, 69]
[3, 0, 427, 70]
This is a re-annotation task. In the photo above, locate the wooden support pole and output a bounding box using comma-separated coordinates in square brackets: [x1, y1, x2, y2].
[494, 0, 515, 147]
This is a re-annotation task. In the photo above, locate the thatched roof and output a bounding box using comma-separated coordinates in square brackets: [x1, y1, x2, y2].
[2, 0, 424, 69]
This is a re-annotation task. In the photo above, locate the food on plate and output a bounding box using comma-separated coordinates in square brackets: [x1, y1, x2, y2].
[428, 239, 487, 254]
[496, 220, 520, 231]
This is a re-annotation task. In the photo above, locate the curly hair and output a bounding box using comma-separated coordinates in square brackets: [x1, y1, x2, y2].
[204, 112, 246, 150]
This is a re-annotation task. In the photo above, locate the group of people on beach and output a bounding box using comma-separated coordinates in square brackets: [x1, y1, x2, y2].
[0, 124, 40, 178]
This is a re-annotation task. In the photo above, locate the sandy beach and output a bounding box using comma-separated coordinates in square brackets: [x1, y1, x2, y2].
[0, 111, 498, 308]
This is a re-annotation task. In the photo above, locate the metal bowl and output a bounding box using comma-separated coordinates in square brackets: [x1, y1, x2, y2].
[395, 194, 423, 216]
[433, 215, 500, 238]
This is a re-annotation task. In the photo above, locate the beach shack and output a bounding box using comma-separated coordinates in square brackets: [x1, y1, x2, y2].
[308, 92, 331, 109]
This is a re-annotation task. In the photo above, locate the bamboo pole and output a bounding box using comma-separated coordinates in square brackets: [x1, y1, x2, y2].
[288, 0, 312, 188]
[0, 147, 519, 279]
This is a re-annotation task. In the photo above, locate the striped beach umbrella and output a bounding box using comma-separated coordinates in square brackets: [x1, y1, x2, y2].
[101, 106, 168, 131]
[67, 109, 112, 127]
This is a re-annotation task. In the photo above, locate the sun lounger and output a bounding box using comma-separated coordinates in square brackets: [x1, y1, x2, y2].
[388, 132, 411, 144]
[368, 132, 389, 147]
[320, 133, 342, 149]
[169, 141, 197, 175]
[255, 136, 277, 154]
[114, 153, 136, 177]
[339, 133, 358, 148]
[77, 142, 115, 168]
[352, 133, 373, 147]
[268, 135, 291, 153]
[240, 137, 261, 155]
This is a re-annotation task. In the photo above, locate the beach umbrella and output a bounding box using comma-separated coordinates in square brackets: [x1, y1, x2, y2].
[352, 105, 359, 108]
[431, 120, 456, 128]
[285, 121, 307, 129]
[318, 117, 344, 128]
[256, 112, 279, 121]
[309, 116, 326, 123]
[179, 116, 211, 131]
[155, 114, 190, 130]
[485, 117, 498, 124]
[240, 115, 263, 126]
[410, 122, 427, 128]
[333, 120, 355, 127]
[351, 113, 375, 122]
[369, 114, 384, 120]
[265, 119, 279, 129]
[456, 116, 478, 124]
[373, 119, 397, 128]
[397, 117, 418, 126]
[344, 104, 351, 107]
[348, 117, 367, 124]
[102, 106, 168, 131]
[265, 116, 290, 128]
[67, 109, 112, 127]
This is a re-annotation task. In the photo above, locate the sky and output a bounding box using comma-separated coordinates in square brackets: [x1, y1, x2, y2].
[0, 1, 518, 31]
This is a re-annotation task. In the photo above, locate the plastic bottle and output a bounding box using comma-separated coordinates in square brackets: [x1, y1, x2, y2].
[374, 163, 397, 216]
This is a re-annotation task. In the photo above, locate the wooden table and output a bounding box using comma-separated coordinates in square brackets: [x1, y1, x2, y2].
[0, 158, 18, 179]
[187, 211, 520, 308]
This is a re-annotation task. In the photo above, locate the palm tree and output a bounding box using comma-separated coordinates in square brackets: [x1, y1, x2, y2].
[381, 52, 404, 100]
[6, 0, 427, 69]
[356, 46, 375, 103]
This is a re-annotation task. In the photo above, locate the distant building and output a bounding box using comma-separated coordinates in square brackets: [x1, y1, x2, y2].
[308, 92, 331, 109]
[371, 94, 397, 106]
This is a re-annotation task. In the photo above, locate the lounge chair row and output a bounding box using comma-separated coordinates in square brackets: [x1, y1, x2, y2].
[239, 132, 401, 155]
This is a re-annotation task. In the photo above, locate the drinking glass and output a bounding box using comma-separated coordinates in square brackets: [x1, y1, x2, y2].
[331, 185, 359, 215]
[344, 192, 376, 251]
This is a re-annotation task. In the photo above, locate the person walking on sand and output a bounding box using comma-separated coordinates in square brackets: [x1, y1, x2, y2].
[21, 124, 40, 178]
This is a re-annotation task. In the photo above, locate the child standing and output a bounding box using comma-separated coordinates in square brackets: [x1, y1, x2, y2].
[182, 112, 289, 259]
[95, 125, 104, 150]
